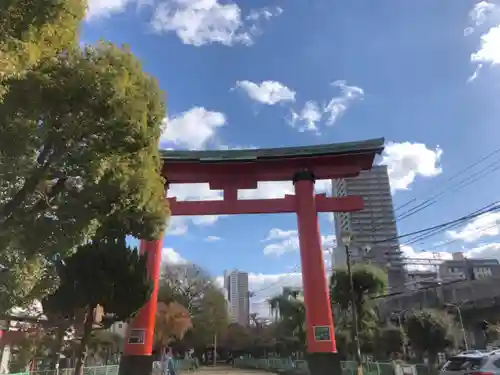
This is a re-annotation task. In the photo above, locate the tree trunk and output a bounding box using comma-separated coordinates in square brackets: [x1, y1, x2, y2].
[49, 326, 67, 370]
[75, 306, 95, 375]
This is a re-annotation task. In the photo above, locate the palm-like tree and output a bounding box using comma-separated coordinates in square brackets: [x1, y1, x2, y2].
[268, 288, 306, 352]
[330, 264, 387, 355]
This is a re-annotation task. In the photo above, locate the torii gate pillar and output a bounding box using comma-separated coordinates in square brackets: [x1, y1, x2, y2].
[294, 170, 340, 374]
[119, 138, 385, 375]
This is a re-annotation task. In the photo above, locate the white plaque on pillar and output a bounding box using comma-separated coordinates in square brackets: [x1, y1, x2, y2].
[313, 326, 332, 341]
[128, 329, 145, 344]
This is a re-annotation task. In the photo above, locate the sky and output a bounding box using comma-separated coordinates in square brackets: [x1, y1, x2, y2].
[81, 0, 500, 317]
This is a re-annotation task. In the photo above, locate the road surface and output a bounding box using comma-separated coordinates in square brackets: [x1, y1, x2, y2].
[196, 366, 272, 375]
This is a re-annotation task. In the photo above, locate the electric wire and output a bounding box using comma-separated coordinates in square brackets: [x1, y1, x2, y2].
[250, 203, 500, 298]
[366, 146, 500, 230]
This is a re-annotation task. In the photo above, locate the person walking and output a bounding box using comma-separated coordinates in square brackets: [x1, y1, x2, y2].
[162, 347, 177, 375]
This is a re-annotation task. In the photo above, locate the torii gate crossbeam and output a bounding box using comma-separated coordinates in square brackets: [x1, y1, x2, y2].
[118, 138, 385, 375]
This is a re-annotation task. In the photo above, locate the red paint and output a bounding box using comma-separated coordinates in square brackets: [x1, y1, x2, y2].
[123, 145, 381, 357]
[162, 158, 364, 184]
[294, 178, 337, 353]
[123, 239, 163, 356]
[167, 195, 363, 216]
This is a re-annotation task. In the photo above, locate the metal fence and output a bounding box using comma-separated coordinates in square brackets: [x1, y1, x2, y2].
[6, 366, 120, 375]
[233, 358, 430, 375]
[6, 360, 200, 375]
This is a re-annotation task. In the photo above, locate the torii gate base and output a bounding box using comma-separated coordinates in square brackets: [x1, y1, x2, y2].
[119, 139, 384, 375]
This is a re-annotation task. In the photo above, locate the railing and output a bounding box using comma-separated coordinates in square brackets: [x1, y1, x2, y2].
[6, 366, 120, 375]
[233, 358, 429, 375]
[7, 360, 200, 375]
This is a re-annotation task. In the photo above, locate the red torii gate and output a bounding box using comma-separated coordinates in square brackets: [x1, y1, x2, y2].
[119, 138, 384, 375]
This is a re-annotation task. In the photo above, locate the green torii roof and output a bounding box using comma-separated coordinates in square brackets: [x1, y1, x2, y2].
[160, 137, 385, 163]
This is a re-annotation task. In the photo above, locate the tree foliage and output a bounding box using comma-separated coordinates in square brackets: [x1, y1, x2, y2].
[158, 263, 228, 349]
[329, 264, 387, 357]
[221, 323, 252, 352]
[42, 239, 153, 375]
[330, 264, 388, 311]
[155, 301, 192, 347]
[404, 309, 453, 364]
[0, 41, 168, 312]
[374, 325, 405, 359]
[268, 288, 306, 352]
[0, 0, 85, 94]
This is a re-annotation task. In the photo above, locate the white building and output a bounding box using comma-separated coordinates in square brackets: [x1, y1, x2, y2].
[332, 165, 406, 290]
[107, 321, 128, 338]
[223, 270, 250, 326]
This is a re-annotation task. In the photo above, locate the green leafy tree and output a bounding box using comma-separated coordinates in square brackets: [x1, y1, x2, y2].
[0, 41, 168, 312]
[0, 0, 85, 96]
[42, 239, 153, 375]
[329, 264, 387, 356]
[221, 323, 252, 352]
[268, 288, 306, 353]
[374, 325, 405, 359]
[404, 309, 453, 365]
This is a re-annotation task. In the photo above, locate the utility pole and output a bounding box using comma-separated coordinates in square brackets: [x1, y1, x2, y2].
[341, 232, 363, 375]
[213, 332, 217, 367]
[445, 302, 469, 350]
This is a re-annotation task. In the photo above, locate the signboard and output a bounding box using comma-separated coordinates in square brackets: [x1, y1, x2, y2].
[128, 329, 145, 344]
[313, 326, 332, 342]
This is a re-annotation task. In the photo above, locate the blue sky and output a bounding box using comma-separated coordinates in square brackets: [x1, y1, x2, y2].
[83, 0, 500, 315]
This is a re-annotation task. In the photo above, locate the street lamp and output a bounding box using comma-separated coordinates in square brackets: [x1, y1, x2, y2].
[341, 232, 363, 372]
[445, 301, 469, 351]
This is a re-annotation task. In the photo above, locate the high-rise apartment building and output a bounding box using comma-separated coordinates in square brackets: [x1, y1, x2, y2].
[332, 165, 406, 290]
[224, 270, 250, 326]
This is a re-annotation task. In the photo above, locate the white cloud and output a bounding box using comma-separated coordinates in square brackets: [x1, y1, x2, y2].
[465, 2, 500, 80]
[165, 178, 332, 235]
[471, 24, 500, 65]
[402, 242, 500, 271]
[161, 247, 187, 264]
[262, 228, 336, 256]
[379, 141, 443, 192]
[239, 179, 331, 201]
[151, 0, 281, 46]
[263, 228, 297, 242]
[324, 81, 364, 126]
[446, 211, 500, 242]
[85, 0, 134, 19]
[166, 215, 219, 236]
[401, 245, 453, 271]
[248, 271, 303, 317]
[246, 7, 283, 22]
[466, 242, 500, 259]
[205, 235, 222, 242]
[166, 183, 223, 235]
[235, 80, 296, 105]
[289, 101, 322, 133]
[464, 1, 498, 36]
[160, 107, 226, 149]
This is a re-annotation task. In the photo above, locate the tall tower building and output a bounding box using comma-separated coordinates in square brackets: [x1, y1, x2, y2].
[332, 165, 406, 290]
[223, 270, 250, 326]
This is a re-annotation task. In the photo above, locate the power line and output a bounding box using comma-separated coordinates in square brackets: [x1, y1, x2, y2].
[366, 146, 500, 231]
[396, 157, 500, 223]
[251, 203, 500, 298]
[372, 201, 500, 245]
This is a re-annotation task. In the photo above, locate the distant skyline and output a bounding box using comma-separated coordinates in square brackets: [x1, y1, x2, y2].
[97, 0, 500, 317]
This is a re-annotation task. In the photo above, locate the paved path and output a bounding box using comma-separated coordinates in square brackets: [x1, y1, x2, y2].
[196, 366, 272, 375]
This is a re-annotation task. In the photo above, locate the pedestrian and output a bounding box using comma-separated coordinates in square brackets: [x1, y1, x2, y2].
[162, 347, 177, 375]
